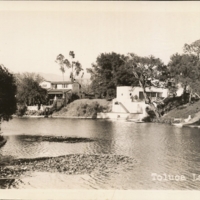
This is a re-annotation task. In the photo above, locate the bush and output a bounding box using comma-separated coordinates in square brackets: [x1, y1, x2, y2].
[53, 99, 112, 118]
[74, 101, 105, 118]
[0, 135, 4, 141]
[0, 65, 17, 121]
[16, 105, 27, 117]
[70, 93, 80, 102]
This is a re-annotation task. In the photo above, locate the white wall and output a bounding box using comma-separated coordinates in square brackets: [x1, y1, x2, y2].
[40, 82, 73, 90]
[117, 86, 168, 101]
[117, 86, 133, 102]
[40, 81, 51, 89]
[53, 83, 73, 89]
[112, 98, 147, 114]
[114, 86, 169, 114]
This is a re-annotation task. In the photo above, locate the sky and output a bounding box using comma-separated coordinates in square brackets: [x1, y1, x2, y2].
[0, 2, 200, 80]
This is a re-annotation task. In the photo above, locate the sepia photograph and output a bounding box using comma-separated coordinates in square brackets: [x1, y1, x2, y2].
[1, 1, 200, 199]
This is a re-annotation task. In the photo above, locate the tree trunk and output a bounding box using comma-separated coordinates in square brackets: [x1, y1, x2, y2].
[132, 70, 160, 119]
[189, 90, 192, 103]
[138, 80, 160, 119]
[195, 93, 200, 99]
[62, 72, 64, 84]
[0, 120, 1, 132]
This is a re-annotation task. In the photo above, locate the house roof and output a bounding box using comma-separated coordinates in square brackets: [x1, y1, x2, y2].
[47, 89, 71, 95]
[42, 80, 80, 85]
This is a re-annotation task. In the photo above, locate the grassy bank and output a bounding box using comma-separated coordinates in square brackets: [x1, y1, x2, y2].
[156, 100, 200, 124]
[53, 99, 112, 118]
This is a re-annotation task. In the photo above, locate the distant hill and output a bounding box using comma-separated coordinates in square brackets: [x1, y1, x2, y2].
[39, 72, 90, 83]
[39, 73, 66, 82]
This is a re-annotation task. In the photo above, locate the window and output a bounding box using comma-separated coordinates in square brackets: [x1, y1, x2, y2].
[139, 92, 144, 100]
[53, 84, 57, 89]
[146, 92, 151, 97]
[151, 92, 156, 97]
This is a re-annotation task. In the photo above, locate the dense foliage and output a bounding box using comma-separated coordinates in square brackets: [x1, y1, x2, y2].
[87, 52, 137, 99]
[87, 39, 200, 103]
[0, 65, 17, 121]
[15, 73, 47, 106]
[168, 54, 200, 94]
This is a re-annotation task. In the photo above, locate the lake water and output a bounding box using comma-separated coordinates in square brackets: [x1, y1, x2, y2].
[1, 118, 200, 189]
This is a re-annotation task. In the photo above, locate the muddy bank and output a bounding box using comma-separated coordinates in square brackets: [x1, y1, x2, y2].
[17, 135, 97, 143]
[0, 154, 136, 188]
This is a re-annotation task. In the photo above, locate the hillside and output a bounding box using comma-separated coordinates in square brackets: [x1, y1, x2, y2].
[53, 99, 112, 118]
[160, 100, 200, 124]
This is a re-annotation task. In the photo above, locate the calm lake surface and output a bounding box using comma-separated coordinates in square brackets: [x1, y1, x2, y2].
[1, 118, 200, 189]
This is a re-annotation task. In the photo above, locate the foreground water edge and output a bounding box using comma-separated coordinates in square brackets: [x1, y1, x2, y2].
[1, 118, 200, 189]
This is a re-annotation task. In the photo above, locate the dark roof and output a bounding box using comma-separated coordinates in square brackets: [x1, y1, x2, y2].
[47, 89, 71, 95]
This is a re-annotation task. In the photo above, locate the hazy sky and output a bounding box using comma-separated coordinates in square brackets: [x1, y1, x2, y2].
[1, 2, 200, 79]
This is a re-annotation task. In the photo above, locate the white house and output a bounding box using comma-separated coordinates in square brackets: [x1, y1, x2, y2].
[40, 80, 81, 93]
[112, 86, 169, 114]
[116, 86, 168, 103]
[39, 80, 81, 105]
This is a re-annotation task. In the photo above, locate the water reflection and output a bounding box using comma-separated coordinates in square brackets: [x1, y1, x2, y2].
[1, 118, 200, 189]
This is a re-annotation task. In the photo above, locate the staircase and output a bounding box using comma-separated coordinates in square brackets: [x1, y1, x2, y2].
[118, 102, 130, 113]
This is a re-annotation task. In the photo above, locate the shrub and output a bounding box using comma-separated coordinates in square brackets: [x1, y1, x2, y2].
[16, 105, 27, 117]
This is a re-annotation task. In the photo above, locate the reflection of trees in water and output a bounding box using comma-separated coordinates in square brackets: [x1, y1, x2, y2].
[87, 121, 114, 155]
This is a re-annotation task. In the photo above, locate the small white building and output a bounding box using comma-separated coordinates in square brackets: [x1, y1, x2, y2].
[117, 86, 168, 103]
[112, 86, 169, 114]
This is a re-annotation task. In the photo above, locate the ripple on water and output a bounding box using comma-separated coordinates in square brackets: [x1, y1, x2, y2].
[1, 119, 200, 189]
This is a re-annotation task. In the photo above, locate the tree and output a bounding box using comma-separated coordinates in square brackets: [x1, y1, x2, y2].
[78, 79, 92, 94]
[55, 51, 83, 83]
[87, 52, 137, 99]
[55, 54, 66, 84]
[168, 53, 200, 101]
[184, 39, 200, 61]
[15, 73, 47, 106]
[123, 53, 166, 118]
[0, 65, 17, 135]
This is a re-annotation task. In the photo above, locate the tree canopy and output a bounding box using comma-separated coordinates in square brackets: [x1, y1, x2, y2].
[87, 52, 137, 98]
[56, 51, 83, 83]
[183, 39, 200, 60]
[15, 73, 47, 106]
[0, 65, 17, 121]
[123, 53, 166, 87]
[168, 40, 200, 96]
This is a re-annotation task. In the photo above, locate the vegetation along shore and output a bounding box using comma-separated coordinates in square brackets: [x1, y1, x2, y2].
[1, 40, 200, 141]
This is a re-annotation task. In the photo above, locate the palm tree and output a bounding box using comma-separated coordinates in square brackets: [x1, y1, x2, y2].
[56, 51, 83, 83]
[55, 54, 66, 85]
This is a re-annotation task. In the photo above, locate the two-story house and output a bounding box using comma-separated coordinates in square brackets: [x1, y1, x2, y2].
[40, 80, 81, 105]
